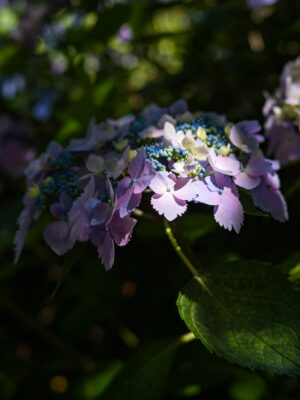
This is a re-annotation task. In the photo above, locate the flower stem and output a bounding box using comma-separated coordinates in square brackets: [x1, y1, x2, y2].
[133, 208, 160, 221]
[180, 331, 196, 344]
[163, 219, 199, 277]
[163, 219, 226, 311]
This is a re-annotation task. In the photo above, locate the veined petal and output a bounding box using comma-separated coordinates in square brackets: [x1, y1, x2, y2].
[128, 148, 146, 178]
[234, 171, 261, 189]
[96, 231, 115, 270]
[194, 180, 221, 206]
[151, 192, 187, 221]
[117, 184, 135, 218]
[174, 178, 199, 201]
[149, 171, 173, 195]
[44, 220, 74, 255]
[246, 155, 273, 176]
[110, 212, 137, 247]
[208, 148, 240, 176]
[252, 184, 288, 222]
[214, 187, 244, 233]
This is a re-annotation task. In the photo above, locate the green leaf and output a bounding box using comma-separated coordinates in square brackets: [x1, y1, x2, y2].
[101, 337, 182, 400]
[72, 361, 123, 399]
[177, 260, 300, 376]
[166, 340, 238, 398]
[277, 250, 300, 276]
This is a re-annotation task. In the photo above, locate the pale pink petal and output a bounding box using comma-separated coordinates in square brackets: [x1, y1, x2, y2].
[234, 171, 261, 189]
[151, 192, 187, 221]
[139, 125, 164, 138]
[149, 171, 173, 195]
[174, 178, 199, 201]
[214, 188, 244, 233]
[163, 122, 178, 146]
[193, 180, 221, 205]
[208, 148, 240, 176]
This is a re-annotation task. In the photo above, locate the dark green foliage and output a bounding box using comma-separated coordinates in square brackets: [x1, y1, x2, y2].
[177, 261, 300, 375]
[1, 0, 300, 399]
[101, 337, 181, 400]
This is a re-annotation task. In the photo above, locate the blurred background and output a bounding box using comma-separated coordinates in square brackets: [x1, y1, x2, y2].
[1, 0, 300, 399]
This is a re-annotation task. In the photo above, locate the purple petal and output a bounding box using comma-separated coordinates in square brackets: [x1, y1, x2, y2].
[110, 212, 137, 246]
[93, 230, 115, 270]
[50, 193, 73, 219]
[112, 146, 130, 179]
[128, 148, 146, 179]
[68, 178, 96, 241]
[168, 99, 188, 115]
[69, 209, 90, 242]
[45, 141, 63, 160]
[193, 180, 221, 205]
[134, 160, 155, 194]
[116, 177, 132, 198]
[126, 191, 142, 215]
[174, 178, 199, 201]
[44, 220, 74, 255]
[151, 192, 187, 221]
[264, 172, 281, 190]
[208, 148, 240, 176]
[230, 123, 259, 153]
[214, 187, 244, 233]
[252, 184, 288, 222]
[236, 120, 261, 136]
[117, 184, 135, 218]
[14, 209, 31, 262]
[212, 172, 239, 197]
[149, 171, 173, 195]
[91, 203, 112, 225]
[246, 155, 273, 176]
[234, 171, 261, 190]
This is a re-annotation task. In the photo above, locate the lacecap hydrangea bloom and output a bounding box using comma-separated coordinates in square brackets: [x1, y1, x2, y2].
[264, 56, 300, 164]
[247, 0, 278, 10]
[15, 100, 288, 269]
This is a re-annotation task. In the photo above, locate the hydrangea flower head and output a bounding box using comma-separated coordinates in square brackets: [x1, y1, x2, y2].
[15, 100, 288, 269]
[247, 0, 278, 10]
[263, 56, 300, 164]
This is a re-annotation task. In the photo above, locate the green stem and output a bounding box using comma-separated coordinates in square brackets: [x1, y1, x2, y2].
[163, 219, 231, 317]
[163, 219, 199, 277]
[180, 331, 195, 344]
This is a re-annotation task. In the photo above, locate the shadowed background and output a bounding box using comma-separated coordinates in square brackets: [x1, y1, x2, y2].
[1, 0, 300, 399]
